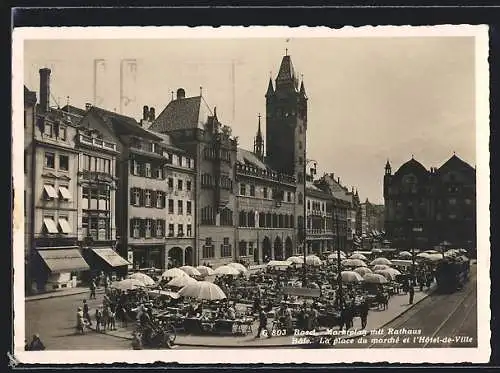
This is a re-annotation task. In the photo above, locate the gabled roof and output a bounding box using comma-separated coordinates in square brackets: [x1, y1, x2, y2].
[237, 148, 268, 170]
[89, 106, 162, 141]
[149, 96, 213, 133]
[437, 154, 475, 174]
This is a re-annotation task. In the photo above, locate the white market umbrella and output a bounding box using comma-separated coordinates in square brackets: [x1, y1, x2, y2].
[341, 271, 364, 283]
[416, 252, 432, 259]
[180, 265, 202, 277]
[398, 251, 412, 259]
[227, 262, 249, 273]
[370, 257, 393, 266]
[111, 278, 145, 291]
[342, 258, 367, 268]
[128, 272, 156, 286]
[354, 267, 372, 276]
[168, 275, 198, 288]
[328, 252, 346, 260]
[372, 264, 391, 271]
[350, 253, 368, 261]
[286, 256, 304, 264]
[424, 249, 440, 254]
[179, 281, 226, 300]
[214, 265, 240, 276]
[374, 269, 398, 281]
[196, 265, 216, 277]
[161, 268, 188, 279]
[306, 255, 322, 266]
[363, 273, 388, 284]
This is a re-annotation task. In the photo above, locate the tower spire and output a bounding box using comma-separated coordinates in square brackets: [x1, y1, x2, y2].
[266, 77, 274, 98]
[254, 113, 264, 160]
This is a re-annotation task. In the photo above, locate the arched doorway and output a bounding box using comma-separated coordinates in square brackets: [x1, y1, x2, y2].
[274, 237, 283, 260]
[184, 246, 194, 266]
[285, 237, 293, 259]
[262, 237, 271, 262]
[169, 247, 183, 267]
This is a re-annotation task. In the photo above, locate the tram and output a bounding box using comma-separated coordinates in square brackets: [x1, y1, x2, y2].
[435, 255, 470, 294]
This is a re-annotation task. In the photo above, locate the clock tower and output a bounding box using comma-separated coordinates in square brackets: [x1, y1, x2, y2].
[265, 53, 308, 245]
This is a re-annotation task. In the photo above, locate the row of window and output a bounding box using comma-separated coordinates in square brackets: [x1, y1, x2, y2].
[82, 215, 111, 241]
[203, 147, 231, 162]
[201, 207, 233, 226]
[238, 211, 295, 229]
[81, 154, 112, 175]
[130, 160, 194, 183]
[42, 215, 71, 234]
[201, 237, 232, 258]
[239, 184, 294, 202]
[395, 198, 473, 207]
[201, 174, 233, 190]
[43, 122, 67, 141]
[130, 140, 194, 168]
[43, 184, 72, 201]
[238, 241, 255, 257]
[130, 188, 192, 214]
[307, 200, 326, 212]
[44, 152, 69, 171]
[130, 218, 193, 238]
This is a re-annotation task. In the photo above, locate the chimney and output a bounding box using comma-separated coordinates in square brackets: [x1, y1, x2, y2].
[85, 103, 92, 111]
[337, 177, 340, 183]
[143, 105, 149, 120]
[177, 88, 186, 100]
[39, 68, 51, 114]
[149, 107, 155, 121]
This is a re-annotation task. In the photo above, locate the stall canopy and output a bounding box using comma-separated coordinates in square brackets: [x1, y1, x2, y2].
[91, 247, 130, 267]
[282, 286, 321, 298]
[37, 247, 90, 273]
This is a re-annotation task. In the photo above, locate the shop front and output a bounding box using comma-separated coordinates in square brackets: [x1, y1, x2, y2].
[129, 244, 165, 271]
[82, 246, 130, 282]
[32, 246, 90, 292]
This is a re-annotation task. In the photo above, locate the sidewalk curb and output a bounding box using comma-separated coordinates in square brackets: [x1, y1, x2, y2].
[26, 288, 105, 302]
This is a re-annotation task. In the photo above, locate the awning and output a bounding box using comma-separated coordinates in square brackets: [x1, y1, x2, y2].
[92, 247, 130, 267]
[43, 218, 59, 234]
[37, 248, 90, 273]
[43, 185, 58, 199]
[58, 186, 72, 200]
[58, 218, 72, 234]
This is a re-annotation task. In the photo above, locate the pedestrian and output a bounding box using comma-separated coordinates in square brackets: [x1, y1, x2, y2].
[82, 299, 92, 326]
[359, 301, 369, 329]
[89, 278, 96, 300]
[95, 308, 102, 333]
[255, 307, 271, 338]
[76, 307, 86, 334]
[27, 334, 46, 351]
[409, 284, 415, 304]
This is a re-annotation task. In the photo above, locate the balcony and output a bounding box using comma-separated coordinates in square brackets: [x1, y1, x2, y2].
[79, 170, 115, 184]
[306, 229, 331, 236]
[78, 134, 117, 152]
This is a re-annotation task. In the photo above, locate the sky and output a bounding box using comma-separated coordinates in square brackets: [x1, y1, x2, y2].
[23, 35, 477, 204]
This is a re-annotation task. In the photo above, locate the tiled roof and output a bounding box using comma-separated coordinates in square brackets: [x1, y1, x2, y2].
[146, 130, 188, 154]
[150, 96, 213, 133]
[90, 106, 162, 141]
[60, 105, 87, 118]
[237, 148, 268, 170]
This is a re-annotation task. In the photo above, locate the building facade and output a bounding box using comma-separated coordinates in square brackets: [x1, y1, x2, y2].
[148, 89, 237, 268]
[305, 180, 334, 256]
[236, 117, 296, 264]
[29, 68, 89, 292]
[79, 106, 196, 271]
[384, 155, 476, 250]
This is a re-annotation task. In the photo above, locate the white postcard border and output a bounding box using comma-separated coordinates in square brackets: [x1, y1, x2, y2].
[12, 25, 491, 364]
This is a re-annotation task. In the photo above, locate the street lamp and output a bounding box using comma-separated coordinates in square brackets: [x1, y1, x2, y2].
[302, 159, 317, 287]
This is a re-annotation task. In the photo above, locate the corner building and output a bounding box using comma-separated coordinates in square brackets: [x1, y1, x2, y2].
[384, 155, 476, 251]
